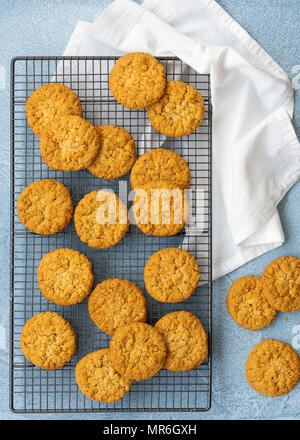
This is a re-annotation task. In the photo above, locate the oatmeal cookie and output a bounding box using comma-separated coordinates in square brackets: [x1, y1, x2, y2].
[26, 83, 82, 137]
[144, 248, 199, 303]
[109, 322, 167, 381]
[38, 248, 94, 306]
[17, 179, 73, 235]
[88, 125, 136, 179]
[75, 349, 132, 403]
[262, 256, 300, 312]
[20, 311, 76, 370]
[227, 276, 277, 330]
[88, 278, 147, 335]
[246, 339, 300, 397]
[147, 81, 205, 137]
[130, 148, 191, 189]
[74, 190, 129, 249]
[109, 52, 166, 109]
[39, 115, 100, 171]
[154, 311, 208, 371]
[132, 180, 189, 236]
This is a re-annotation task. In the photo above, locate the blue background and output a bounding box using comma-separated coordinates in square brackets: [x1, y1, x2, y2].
[0, 0, 300, 420]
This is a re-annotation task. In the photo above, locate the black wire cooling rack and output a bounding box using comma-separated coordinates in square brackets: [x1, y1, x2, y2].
[10, 56, 212, 413]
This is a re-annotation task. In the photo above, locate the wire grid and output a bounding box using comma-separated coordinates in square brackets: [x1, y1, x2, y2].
[10, 56, 212, 413]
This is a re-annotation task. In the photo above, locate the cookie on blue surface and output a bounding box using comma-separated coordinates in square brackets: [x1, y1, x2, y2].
[262, 256, 300, 312]
[246, 339, 300, 397]
[227, 275, 277, 330]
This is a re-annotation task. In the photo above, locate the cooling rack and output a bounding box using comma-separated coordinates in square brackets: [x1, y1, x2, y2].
[10, 56, 212, 412]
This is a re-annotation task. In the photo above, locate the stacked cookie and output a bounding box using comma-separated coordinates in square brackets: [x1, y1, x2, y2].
[227, 255, 300, 397]
[26, 82, 137, 177]
[76, 312, 208, 403]
[109, 52, 205, 137]
[130, 148, 191, 236]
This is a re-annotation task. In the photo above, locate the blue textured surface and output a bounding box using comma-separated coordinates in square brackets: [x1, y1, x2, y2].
[0, 0, 300, 420]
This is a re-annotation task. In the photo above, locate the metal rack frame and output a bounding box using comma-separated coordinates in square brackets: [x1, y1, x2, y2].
[10, 56, 212, 413]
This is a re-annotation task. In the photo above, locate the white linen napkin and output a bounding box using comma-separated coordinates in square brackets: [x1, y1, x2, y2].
[61, 0, 300, 279]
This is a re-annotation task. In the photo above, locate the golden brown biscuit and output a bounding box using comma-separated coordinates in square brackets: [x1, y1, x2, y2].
[130, 148, 191, 189]
[262, 256, 300, 312]
[132, 180, 188, 236]
[245, 339, 300, 397]
[26, 83, 82, 137]
[38, 248, 94, 306]
[226, 276, 277, 330]
[74, 190, 129, 249]
[17, 179, 73, 235]
[39, 115, 100, 171]
[109, 52, 166, 109]
[147, 81, 205, 137]
[20, 311, 76, 370]
[88, 278, 147, 335]
[144, 248, 199, 303]
[155, 311, 208, 372]
[109, 322, 167, 381]
[88, 125, 136, 179]
[75, 349, 132, 403]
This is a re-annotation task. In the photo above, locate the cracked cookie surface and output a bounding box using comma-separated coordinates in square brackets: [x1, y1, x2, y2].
[74, 190, 129, 249]
[154, 311, 208, 372]
[17, 179, 73, 235]
[20, 311, 76, 370]
[147, 81, 205, 137]
[245, 339, 300, 397]
[38, 248, 94, 306]
[133, 180, 188, 236]
[39, 115, 100, 171]
[227, 276, 277, 330]
[109, 52, 166, 109]
[109, 322, 167, 381]
[75, 349, 132, 403]
[130, 148, 191, 189]
[144, 248, 199, 303]
[88, 278, 147, 335]
[262, 256, 300, 312]
[88, 125, 136, 179]
[26, 83, 82, 137]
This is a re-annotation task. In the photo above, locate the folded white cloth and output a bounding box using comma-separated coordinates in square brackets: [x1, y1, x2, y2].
[62, 0, 300, 279]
